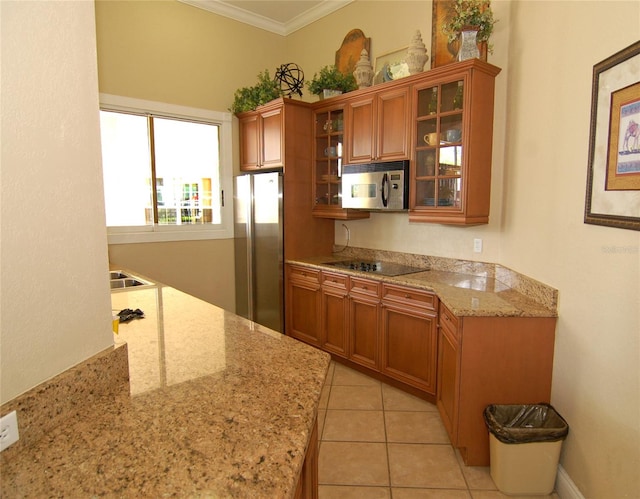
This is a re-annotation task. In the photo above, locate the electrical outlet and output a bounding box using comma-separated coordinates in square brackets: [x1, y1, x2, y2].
[473, 238, 483, 253]
[0, 411, 20, 451]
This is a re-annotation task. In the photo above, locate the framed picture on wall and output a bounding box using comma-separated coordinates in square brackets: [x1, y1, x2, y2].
[430, 0, 487, 68]
[584, 40, 640, 231]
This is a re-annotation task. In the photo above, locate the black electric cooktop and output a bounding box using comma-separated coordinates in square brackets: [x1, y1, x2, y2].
[324, 259, 428, 277]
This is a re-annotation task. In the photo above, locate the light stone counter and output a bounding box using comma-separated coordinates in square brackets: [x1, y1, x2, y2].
[289, 249, 557, 318]
[0, 280, 330, 498]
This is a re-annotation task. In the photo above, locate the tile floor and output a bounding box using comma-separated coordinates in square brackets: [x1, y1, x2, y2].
[317, 362, 560, 499]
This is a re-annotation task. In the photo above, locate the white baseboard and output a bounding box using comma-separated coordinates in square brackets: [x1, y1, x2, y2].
[556, 465, 585, 499]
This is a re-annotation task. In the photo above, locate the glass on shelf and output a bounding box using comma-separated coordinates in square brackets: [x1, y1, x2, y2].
[416, 150, 437, 177]
[417, 86, 438, 118]
[315, 183, 329, 205]
[415, 179, 436, 207]
[453, 81, 463, 110]
[441, 80, 463, 113]
[331, 111, 344, 133]
[329, 183, 340, 206]
[438, 177, 461, 208]
[316, 112, 329, 136]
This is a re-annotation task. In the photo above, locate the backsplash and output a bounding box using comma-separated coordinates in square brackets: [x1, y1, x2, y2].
[0, 345, 129, 453]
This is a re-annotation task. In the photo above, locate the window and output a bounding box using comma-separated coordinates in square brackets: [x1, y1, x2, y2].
[99, 94, 233, 243]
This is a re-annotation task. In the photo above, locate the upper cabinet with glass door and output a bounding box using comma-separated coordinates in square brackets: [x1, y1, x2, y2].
[410, 60, 501, 225]
[312, 105, 369, 220]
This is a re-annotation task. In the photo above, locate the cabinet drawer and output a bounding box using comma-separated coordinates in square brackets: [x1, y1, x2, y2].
[288, 266, 320, 284]
[439, 302, 459, 338]
[382, 284, 436, 310]
[321, 271, 348, 290]
[349, 277, 381, 298]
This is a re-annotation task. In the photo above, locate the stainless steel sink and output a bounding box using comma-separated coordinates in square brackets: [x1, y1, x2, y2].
[109, 270, 154, 291]
[110, 271, 129, 280]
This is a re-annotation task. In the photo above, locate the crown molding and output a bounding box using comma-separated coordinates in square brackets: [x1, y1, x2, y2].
[178, 0, 353, 36]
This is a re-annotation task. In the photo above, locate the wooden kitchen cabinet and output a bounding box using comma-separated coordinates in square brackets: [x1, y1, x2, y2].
[381, 284, 438, 394]
[436, 302, 460, 441]
[436, 302, 557, 466]
[294, 417, 318, 499]
[238, 100, 283, 171]
[348, 277, 381, 370]
[320, 272, 349, 358]
[345, 86, 410, 164]
[286, 265, 322, 347]
[410, 59, 501, 225]
[312, 104, 369, 220]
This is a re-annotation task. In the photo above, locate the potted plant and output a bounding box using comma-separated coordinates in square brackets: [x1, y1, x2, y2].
[307, 65, 357, 99]
[442, 0, 497, 58]
[230, 70, 283, 114]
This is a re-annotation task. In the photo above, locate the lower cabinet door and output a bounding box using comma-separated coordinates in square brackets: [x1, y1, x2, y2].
[348, 294, 380, 369]
[380, 303, 438, 394]
[287, 278, 321, 347]
[436, 324, 460, 443]
[321, 286, 349, 357]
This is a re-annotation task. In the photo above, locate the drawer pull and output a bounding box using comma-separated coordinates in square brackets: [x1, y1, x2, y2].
[362, 285, 368, 290]
[332, 279, 337, 283]
[404, 294, 411, 299]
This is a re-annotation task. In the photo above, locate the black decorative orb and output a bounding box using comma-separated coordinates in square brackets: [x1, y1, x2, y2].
[275, 63, 304, 98]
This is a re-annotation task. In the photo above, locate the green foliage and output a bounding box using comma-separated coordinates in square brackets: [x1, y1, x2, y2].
[306, 65, 357, 96]
[442, 0, 497, 50]
[230, 70, 283, 114]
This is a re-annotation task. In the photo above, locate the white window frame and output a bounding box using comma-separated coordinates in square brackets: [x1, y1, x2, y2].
[99, 93, 233, 244]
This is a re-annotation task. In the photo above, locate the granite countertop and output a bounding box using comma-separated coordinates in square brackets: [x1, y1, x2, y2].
[1, 279, 330, 498]
[288, 254, 557, 318]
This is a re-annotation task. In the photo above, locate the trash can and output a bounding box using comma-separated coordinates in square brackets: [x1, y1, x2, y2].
[484, 404, 569, 496]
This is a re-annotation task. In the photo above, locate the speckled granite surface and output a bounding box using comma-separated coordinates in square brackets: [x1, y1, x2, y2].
[1, 283, 330, 498]
[292, 247, 558, 317]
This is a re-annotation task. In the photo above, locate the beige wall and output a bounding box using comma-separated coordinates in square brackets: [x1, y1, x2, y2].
[108, 239, 235, 311]
[1, 1, 113, 403]
[295, 1, 639, 497]
[7, 1, 632, 496]
[94, 0, 288, 309]
[95, 0, 286, 111]
[502, 2, 639, 497]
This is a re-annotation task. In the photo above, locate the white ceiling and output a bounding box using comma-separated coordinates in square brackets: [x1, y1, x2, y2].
[178, 0, 354, 36]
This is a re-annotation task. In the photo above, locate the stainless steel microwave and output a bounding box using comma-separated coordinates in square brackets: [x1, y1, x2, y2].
[341, 160, 409, 210]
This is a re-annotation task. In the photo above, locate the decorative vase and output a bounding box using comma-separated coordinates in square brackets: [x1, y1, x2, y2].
[353, 49, 373, 88]
[457, 27, 481, 61]
[406, 30, 428, 75]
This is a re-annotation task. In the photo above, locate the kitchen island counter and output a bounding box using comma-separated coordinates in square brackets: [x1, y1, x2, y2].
[1, 280, 330, 498]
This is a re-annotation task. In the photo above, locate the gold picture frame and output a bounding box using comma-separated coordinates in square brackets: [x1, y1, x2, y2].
[431, 0, 488, 68]
[584, 40, 640, 231]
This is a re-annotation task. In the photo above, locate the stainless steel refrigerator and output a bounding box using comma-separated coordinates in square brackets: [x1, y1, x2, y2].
[234, 171, 284, 333]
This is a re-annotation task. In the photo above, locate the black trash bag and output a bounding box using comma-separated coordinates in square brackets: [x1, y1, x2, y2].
[484, 403, 569, 444]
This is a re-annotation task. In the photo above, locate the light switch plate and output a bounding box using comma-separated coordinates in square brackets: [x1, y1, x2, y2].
[473, 238, 483, 253]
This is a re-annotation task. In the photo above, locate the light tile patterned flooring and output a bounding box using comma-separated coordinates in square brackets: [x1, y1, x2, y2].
[317, 362, 560, 499]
